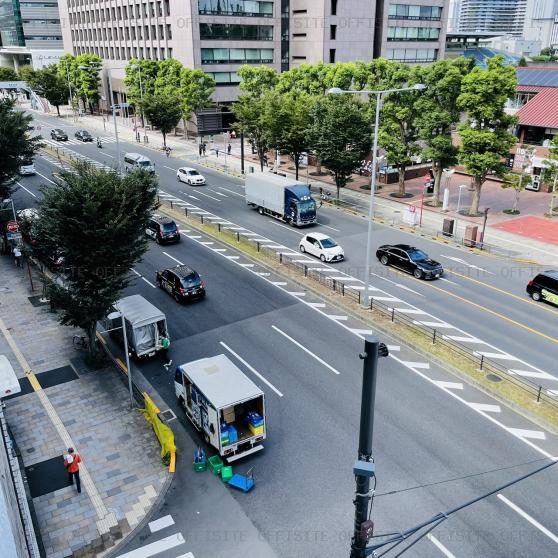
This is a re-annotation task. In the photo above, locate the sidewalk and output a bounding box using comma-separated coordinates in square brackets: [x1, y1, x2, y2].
[0, 256, 170, 558]
[47, 106, 558, 264]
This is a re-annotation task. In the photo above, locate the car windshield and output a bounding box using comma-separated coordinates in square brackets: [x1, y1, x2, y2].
[408, 249, 429, 262]
[181, 274, 201, 288]
[162, 223, 177, 232]
[299, 200, 316, 216]
[187, 170, 200, 176]
[82, 131, 90, 136]
[139, 160, 151, 167]
[321, 238, 337, 249]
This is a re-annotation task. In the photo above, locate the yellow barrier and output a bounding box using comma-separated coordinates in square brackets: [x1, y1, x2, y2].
[142, 392, 176, 472]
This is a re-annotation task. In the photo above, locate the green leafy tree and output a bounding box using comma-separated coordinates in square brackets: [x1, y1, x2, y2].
[518, 57, 528, 67]
[58, 54, 78, 110]
[142, 92, 183, 148]
[0, 67, 19, 80]
[154, 58, 183, 95]
[34, 161, 158, 361]
[543, 135, 558, 215]
[180, 68, 215, 138]
[415, 58, 473, 205]
[265, 91, 313, 180]
[237, 65, 278, 97]
[27, 64, 69, 116]
[18, 65, 36, 83]
[540, 47, 555, 56]
[0, 99, 43, 200]
[457, 56, 518, 215]
[501, 170, 532, 214]
[124, 59, 160, 124]
[309, 95, 371, 199]
[74, 54, 102, 113]
[276, 63, 333, 95]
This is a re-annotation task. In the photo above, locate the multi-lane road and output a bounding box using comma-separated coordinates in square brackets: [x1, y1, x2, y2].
[10, 111, 558, 558]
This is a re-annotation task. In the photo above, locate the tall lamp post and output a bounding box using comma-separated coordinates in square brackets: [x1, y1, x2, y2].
[326, 84, 426, 308]
[64, 64, 76, 121]
[454, 184, 467, 240]
[107, 311, 133, 408]
[130, 63, 147, 143]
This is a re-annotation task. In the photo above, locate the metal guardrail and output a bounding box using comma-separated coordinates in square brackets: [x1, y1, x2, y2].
[159, 196, 558, 417]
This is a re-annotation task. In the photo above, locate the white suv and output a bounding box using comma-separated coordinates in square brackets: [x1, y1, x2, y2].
[299, 233, 344, 262]
[177, 167, 206, 185]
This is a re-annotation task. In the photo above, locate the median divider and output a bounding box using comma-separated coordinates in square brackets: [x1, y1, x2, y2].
[158, 196, 558, 432]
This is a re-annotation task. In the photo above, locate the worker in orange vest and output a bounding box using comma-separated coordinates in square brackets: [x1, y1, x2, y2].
[64, 447, 82, 493]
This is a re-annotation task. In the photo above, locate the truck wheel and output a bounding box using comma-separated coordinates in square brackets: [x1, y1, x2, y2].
[258, 207, 264, 215]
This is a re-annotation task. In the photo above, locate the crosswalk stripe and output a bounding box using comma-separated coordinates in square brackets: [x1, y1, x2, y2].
[468, 402, 501, 413]
[115, 532, 185, 558]
[473, 351, 517, 360]
[433, 380, 463, 389]
[507, 428, 546, 440]
[508, 369, 558, 381]
[148, 514, 174, 533]
[402, 361, 431, 370]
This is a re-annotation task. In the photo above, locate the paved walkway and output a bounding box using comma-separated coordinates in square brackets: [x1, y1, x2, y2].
[0, 256, 169, 558]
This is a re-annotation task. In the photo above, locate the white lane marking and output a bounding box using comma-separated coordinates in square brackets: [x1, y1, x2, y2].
[148, 514, 175, 533]
[272, 325, 340, 375]
[433, 380, 463, 389]
[328, 315, 348, 321]
[427, 534, 457, 558]
[395, 308, 427, 315]
[272, 281, 288, 286]
[226, 255, 239, 260]
[370, 273, 425, 296]
[220, 342, 283, 397]
[15, 181, 38, 197]
[131, 269, 141, 277]
[288, 291, 306, 296]
[200, 241, 214, 245]
[271, 221, 301, 233]
[219, 186, 244, 197]
[36, 171, 55, 185]
[386, 345, 400, 352]
[508, 369, 558, 381]
[351, 329, 374, 336]
[309, 267, 334, 272]
[497, 494, 558, 545]
[188, 195, 200, 200]
[373, 296, 403, 303]
[191, 210, 210, 215]
[142, 277, 156, 288]
[194, 190, 221, 202]
[163, 165, 176, 171]
[547, 389, 558, 397]
[256, 272, 271, 276]
[187, 235, 202, 239]
[293, 259, 316, 264]
[162, 252, 184, 266]
[439, 254, 494, 274]
[438, 277, 459, 285]
[473, 351, 517, 360]
[212, 248, 227, 252]
[308, 302, 326, 308]
[208, 188, 228, 197]
[115, 532, 185, 558]
[443, 335, 486, 344]
[226, 226, 246, 231]
[352, 285, 381, 291]
[468, 402, 501, 413]
[316, 221, 340, 232]
[403, 362, 431, 370]
[415, 321, 453, 328]
[242, 232, 259, 236]
[176, 554, 195, 558]
[329, 276, 360, 281]
[263, 244, 284, 249]
[507, 428, 546, 440]
[240, 263, 254, 268]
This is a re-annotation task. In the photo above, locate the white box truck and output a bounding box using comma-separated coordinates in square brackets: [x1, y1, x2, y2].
[174, 354, 266, 462]
[245, 173, 317, 226]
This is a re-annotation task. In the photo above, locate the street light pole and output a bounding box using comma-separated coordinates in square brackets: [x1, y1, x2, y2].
[107, 70, 122, 173]
[121, 313, 134, 408]
[455, 184, 466, 240]
[65, 65, 75, 121]
[480, 207, 490, 250]
[135, 64, 146, 142]
[240, 131, 245, 174]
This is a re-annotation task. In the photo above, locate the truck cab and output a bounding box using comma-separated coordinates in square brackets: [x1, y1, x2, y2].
[285, 185, 317, 226]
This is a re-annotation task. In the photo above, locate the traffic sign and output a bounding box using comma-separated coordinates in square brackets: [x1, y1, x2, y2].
[6, 220, 18, 233]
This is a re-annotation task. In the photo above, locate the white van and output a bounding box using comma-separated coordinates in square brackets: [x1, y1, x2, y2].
[124, 153, 155, 174]
[19, 160, 36, 176]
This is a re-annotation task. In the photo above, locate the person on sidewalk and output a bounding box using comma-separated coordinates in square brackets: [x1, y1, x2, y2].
[161, 335, 172, 370]
[13, 246, 22, 267]
[64, 448, 81, 493]
[227, 143, 232, 155]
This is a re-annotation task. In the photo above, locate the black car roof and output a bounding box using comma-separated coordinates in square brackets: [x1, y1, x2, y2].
[539, 270, 558, 279]
[169, 265, 197, 277]
[53, 128, 65, 132]
[151, 215, 175, 224]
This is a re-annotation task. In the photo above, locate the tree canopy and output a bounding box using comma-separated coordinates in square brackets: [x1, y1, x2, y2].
[26, 64, 69, 116]
[142, 92, 183, 147]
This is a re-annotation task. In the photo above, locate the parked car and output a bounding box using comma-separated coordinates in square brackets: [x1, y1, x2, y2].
[74, 130, 93, 142]
[526, 271, 558, 306]
[376, 244, 443, 279]
[19, 160, 35, 176]
[50, 129, 68, 141]
[156, 265, 206, 303]
[145, 215, 180, 244]
[177, 167, 206, 185]
[299, 233, 344, 262]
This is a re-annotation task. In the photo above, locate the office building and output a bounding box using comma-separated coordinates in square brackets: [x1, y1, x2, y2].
[0, 0, 63, 69]
[458, 0, 528, 37]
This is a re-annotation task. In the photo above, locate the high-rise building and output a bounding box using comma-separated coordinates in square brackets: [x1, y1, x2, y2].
[523, 0, 558, 48]
[0, 0, 63, 69]
[458, 0, 528, 37]
[56, 0, 449, 104]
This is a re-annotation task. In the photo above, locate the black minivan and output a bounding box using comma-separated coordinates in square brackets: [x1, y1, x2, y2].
[526, 271, 558, 306]
[146, 215, 180, 244]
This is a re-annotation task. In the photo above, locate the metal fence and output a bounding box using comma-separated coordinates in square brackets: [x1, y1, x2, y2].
[159, 195, 558, 418]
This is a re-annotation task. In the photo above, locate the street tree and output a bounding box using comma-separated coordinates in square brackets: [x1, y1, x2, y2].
[457, 56, 518, 215]
[75, 54, 102, 113]
[154, 58, 183, 95]
[142, 92, 183, 148]
[309, 94, 371, 199]
[276, 63, 332, 95]
[415, 58, 473, 205]
[18, 65, 36, 83]
[27, 64, 69, 116]
[35, 161, 158, 362]
[237, 65, 278, 97]
[58, 54, 79, 110]
[265, 91, 313, 180]
[179, 68, 215, 138]
[543, 134, 558, 216]
[0, 67, 18, 80]
[124, 59, 160, 124]
[501, 168, 532, 214]
[0, 98, 43, 200]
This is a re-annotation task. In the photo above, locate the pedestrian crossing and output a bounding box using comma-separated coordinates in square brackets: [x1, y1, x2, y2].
[116, 514, 194, 558]
[43, 136, 117, 147]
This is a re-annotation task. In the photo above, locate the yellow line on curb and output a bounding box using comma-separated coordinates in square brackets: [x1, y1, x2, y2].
[116, 358, 128, 374]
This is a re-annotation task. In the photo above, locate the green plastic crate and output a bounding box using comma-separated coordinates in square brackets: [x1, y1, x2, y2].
[221, 465, 233, 483]
[208, 455, 223, 475]
[193, 461, 207, 472]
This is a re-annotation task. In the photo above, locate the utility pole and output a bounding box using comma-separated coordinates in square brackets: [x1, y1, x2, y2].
[240, 131, 245, 174]
[480, 207, 490, 250]
[351, 336, 388, 558]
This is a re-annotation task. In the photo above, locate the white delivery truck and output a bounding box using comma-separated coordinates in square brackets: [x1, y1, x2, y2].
[108, 294, 169, 359]
[174, 354, 266, 462]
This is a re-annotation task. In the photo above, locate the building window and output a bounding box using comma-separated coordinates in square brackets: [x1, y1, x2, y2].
[330, 24, 336, 40]
[386, 47, 438, 62]
[388, 5, 442, 21]
[329, 48, 336, 63]
[205, 71, 242, 86]
[164, 0, 170, 16]
[199, 23, 273, 40]
[200, 47, 273, 64]
[292, 33, 306, 38]
[387, 27, 440, 41]
[292, 55, 307, 60]
[166, 24, 172, 39]
[331, 0, 337, 16]
[198, 0, 273, 17]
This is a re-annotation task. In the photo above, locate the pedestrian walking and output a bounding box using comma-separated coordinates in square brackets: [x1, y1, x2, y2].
[263, 154, 269, 167]
[161, 335, 172, 370]
[64, 448, 81, 493]
[199, 144, 203, 156]
[202, 142, 206, 156]
[215, 148, 219, 158]
[13, 246, 22, 267]
[227, 143, 232, 155]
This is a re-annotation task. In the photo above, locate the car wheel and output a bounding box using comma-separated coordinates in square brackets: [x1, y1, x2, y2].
[157, 278, 163, 288]
[174, 292, 181, 303]
[299, 244, 306, 253]
[156, 237, 161, 245]
[380, 255, 388, 265]
[320, 254, 326, 262]
[258, 207, 264, 215]
[413, 268, 423, 279]
[531, 291, 541, 301]
[177, 175, 181, 182]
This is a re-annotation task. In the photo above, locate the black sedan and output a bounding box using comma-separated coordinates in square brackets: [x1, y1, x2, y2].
[156, 265, 206, 303]
[51, 128, 68, 141]
[74, 129, 93, 142]
[376, 244, 443, 280]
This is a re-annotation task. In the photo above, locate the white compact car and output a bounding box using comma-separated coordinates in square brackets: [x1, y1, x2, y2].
[19, 161, 36, 176]
[299, 233, 344, 262]
[177, 167, 206, 185]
